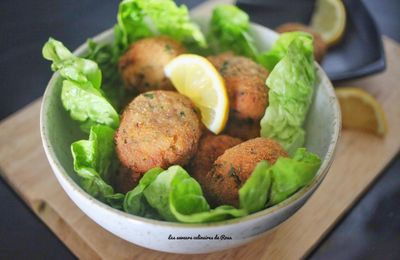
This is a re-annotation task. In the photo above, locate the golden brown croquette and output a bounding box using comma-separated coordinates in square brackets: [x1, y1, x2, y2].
[188, 133, 242, 189]
[119, 36, 186, 93]
[207, 53, 269, 121]
[203, 138, 288, 207]
[224, 117, 261, 141]
[115, 91, 202, 173]
[114, 166, 143, 194]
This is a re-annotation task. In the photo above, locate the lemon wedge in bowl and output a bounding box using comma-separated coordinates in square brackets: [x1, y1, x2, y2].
[164, 54, 229, 134]
[336, 87, 388, 136]
[310, 0, 347, 46]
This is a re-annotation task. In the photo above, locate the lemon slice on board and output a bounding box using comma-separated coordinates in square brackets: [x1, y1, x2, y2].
[164, 54, 229, 134]
[310, 0, 347, 46]
[336, 87, 388, 136]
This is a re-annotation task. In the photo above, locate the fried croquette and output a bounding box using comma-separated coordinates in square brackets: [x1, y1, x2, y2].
[119, 36, 186, 93]
[114, 166, 142, 194]
[224, 117, 260, 141]
[204, 138, 288, 207]
[207, 53, 269, 121]
[188, 133, 241, 188]
[115, 91, 202, 173]
[275, 23, 327, 62]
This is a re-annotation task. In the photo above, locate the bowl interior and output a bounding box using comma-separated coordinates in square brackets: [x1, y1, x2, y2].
[41, 20, 340, 226]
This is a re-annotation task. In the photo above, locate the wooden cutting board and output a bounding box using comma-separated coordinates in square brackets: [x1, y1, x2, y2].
[1, 2, 400, 259]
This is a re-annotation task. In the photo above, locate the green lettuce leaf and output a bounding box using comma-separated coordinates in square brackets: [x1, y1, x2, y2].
[142, 166, 247, 223]
[106, 193, 126, 210]
[61, 80, 120, 131]
[171, 205, 247, 223]
[239, 160, 272, 213]
[43, 38, 120, 131]
[71, 125, 124, 207]
[238, 148, 321, 210]
[116, 0, 206, 52]
[258, 32, 313, 71]
[208, 5, 258, 60]
[123, 148, 320, 222]
[269, 148, 321, 205]
[123, 167, 164, 216]
[85, 40, 125, 111]
[170, 172, 246, 223]
[43, 38, 102, 88]
[260, 37, 316, 154]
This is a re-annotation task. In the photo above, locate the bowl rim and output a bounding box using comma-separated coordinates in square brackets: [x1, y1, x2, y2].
[40, 23, 341, 229]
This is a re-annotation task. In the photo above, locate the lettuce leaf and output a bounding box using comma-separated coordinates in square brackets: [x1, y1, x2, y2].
[43, 38, 102, 89]
[61, 80, 120, 131]
[171, 205, 246, 223]
[123, 167, 164, 217]
[71, 125, 124, 208]
[43, 38, 120, 132]
[139, 166, 246, 223]
[260, 36, 316, 154]
[208, 5, 258, 60]
[123, 147, 320, 223]
[239, 160, 272, 213]
[116, 0, 206, 52]
[239, 148, 321, 210]
[269, 148, 321, 205]
[258, 32, 313, 71]
[169, 171, 247, 223]
[85, 40, 125, 111]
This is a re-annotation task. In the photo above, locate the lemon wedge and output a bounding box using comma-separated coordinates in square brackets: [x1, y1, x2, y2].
[310, 0, 346, 46]
[164, 54, 229, 134]
[336, 87, 388, 136]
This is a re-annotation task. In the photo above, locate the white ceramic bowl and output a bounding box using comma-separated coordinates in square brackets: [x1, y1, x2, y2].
[40, 20, 341, 254]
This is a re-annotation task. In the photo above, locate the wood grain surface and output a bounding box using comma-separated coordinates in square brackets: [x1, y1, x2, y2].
[1, 2, 400, 259]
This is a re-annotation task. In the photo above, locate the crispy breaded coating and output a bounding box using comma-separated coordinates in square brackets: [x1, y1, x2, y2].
[275, 23, 327, 62]
[119, 36, 185, 93]
[188, 133, 242, 189]
[224, 117, 260, 141]
[204, 138, 288, 207]
[115, 91, 202, 173]
[114, 166, 143, 194]
[207, 53, 269, 121]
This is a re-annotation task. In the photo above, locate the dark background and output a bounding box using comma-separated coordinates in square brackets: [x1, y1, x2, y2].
[0, 0, 399, 259]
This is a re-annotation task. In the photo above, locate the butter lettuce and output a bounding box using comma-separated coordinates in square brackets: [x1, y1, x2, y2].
[116, 0, 206, 52]
[258, 32, 314, 71]
[124, 147, 320, 223]
[124, 166, 246, 223]
[123, 167, 164, 217]
[239, 148, 320, 212]
[169, 170, 246, 223]
[71, 125, 124, 208]
[85, 40, 125, 111]
[61, 80, 120, 132]
[239, 160, 272, 213]
[43, 38, 102, 89]
[269, 148, 321, 205]
[208, 5, 258, 60]
[43, 38, 120, 132]
[260, 36, 316, 154]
